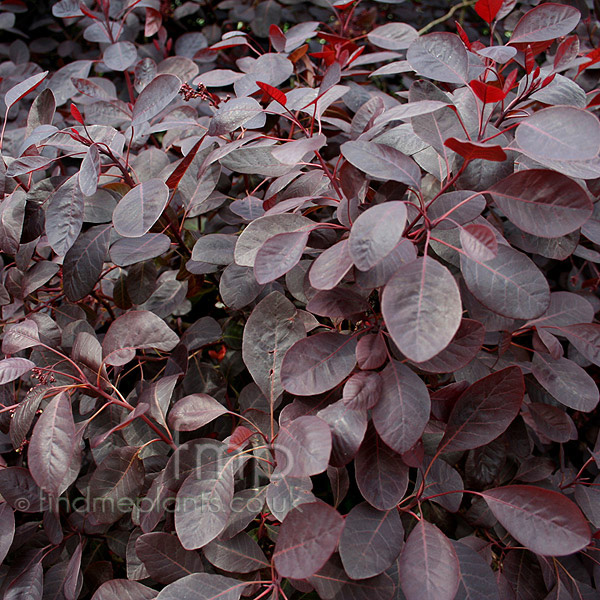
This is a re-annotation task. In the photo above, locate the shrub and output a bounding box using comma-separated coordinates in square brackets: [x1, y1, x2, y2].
[0, 0, 599, 598]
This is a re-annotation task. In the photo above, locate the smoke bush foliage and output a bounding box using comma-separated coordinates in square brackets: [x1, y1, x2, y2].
[0, 0, 600, 597]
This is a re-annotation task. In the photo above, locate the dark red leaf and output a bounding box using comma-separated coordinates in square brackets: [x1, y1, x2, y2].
[444, 137, 507, 161]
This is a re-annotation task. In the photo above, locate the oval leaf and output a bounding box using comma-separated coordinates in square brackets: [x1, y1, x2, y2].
[460, 244, 550, 319]
[407, 32, 469, 84]
[102, 310, 179, 366]
[28, 392, 76, 497]
[273, 502, 345, 579]
[349, 201, 407, 271]
[481, 485, 590, 556]
[132, 73, 181, 127]
[341, 141, 421, 188]
[281, 332, 357, 396]
[339, 502, 404, 579]
[0, 357, 36, 384]
[168, 394, 228, 431]
[113, 179, 170, 238]
[382, 257, 462, 362]
[488, 169, 592, 238]
[439, 366, 524, 453]
[398, 520, 460, 600]
[274, 416, 332, 477]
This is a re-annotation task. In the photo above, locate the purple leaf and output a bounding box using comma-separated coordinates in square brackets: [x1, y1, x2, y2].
[102, 310, 179, 366]
[79, 143, 101, 196]
[4, 70, 48, 109]
[525, 291, 594, 329]
[4, 560, 43, 600]
[28, 392, 77, 496]
[272, 134, 326, 165]
[428, 190, 486, 230]
[175, 468, 234, 549]
[131, 73, 181, 127]
[254, 229, 310, 284]
[168, 394, 228, 431]
[342, 141, 421, 188]
[460, 223, 498, 261]
[234, 213, 313, 267]
[311, 554, 396, 600]
[509, 3, 580, 44]
[204, 533, 269, 573]
[0, 357, 36, 384]
[113, 179, 170, 238]
[554, 323, 600, 366]
[398, 520, 460, 600]
[488, 169, 592, 237]
[281, 332, 357, 396]
[451, 540, 500, 600]
[0, 502, 15, 564]
[91, 580, 156, 600]
[46, 174, 84, 256]
[274, 415, 332, 477]
[109, 232, 171, 267]
[412, 318, 484, 373]
[306, 287, 370, 319]
[368, 22, 418, 50]
[156, 573, 245, 600]
[64, 542, 83, 600]
[419, 456, 464, 513]
[103, 41, 138, 71]
[0, 467, 48, 512]
[356, 333, 387, 371]
[371, 360, 430, 454]
[349, 202, 408, 271]
[135, 533, 203, 584]
[242, 291, 306, 404]
[208, 97, 265, 136]
[6, 156, 54, 177]
[531, 352, 599, 412]
[407, 32, 469, 83]
[273, 502, 345, 579]
[1, 319, 40, 353]
[382, 257, 462, 362]
[339, 502, 404, 579]
[266, 475, 315, 522]
[309, 239, 354, 290]
[355, 426, 409, 510]
[317, 400, 367, 467]
[342, 371, 383, 410]
[460, 244, 550, 319]
[63, 224, 111, 301]
[516, 106, 599, 163]
[439, 367, 524, 453]
[88, 447, 145, 524]
[481, 485, 590, 556]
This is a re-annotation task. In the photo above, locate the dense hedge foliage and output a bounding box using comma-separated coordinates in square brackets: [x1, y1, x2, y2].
[0, 0, 600, 598]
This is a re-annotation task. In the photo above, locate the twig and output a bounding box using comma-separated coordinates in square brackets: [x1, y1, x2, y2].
[418, 0, 477, 35]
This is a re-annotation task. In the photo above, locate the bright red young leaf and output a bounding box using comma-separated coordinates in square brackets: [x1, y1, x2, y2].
[444, 138, 507, 161]
[256, 81, 287, 106]
[475, 0, 503, 23]
[469, 79, 507, 103]
[70, 103, 84, 124]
